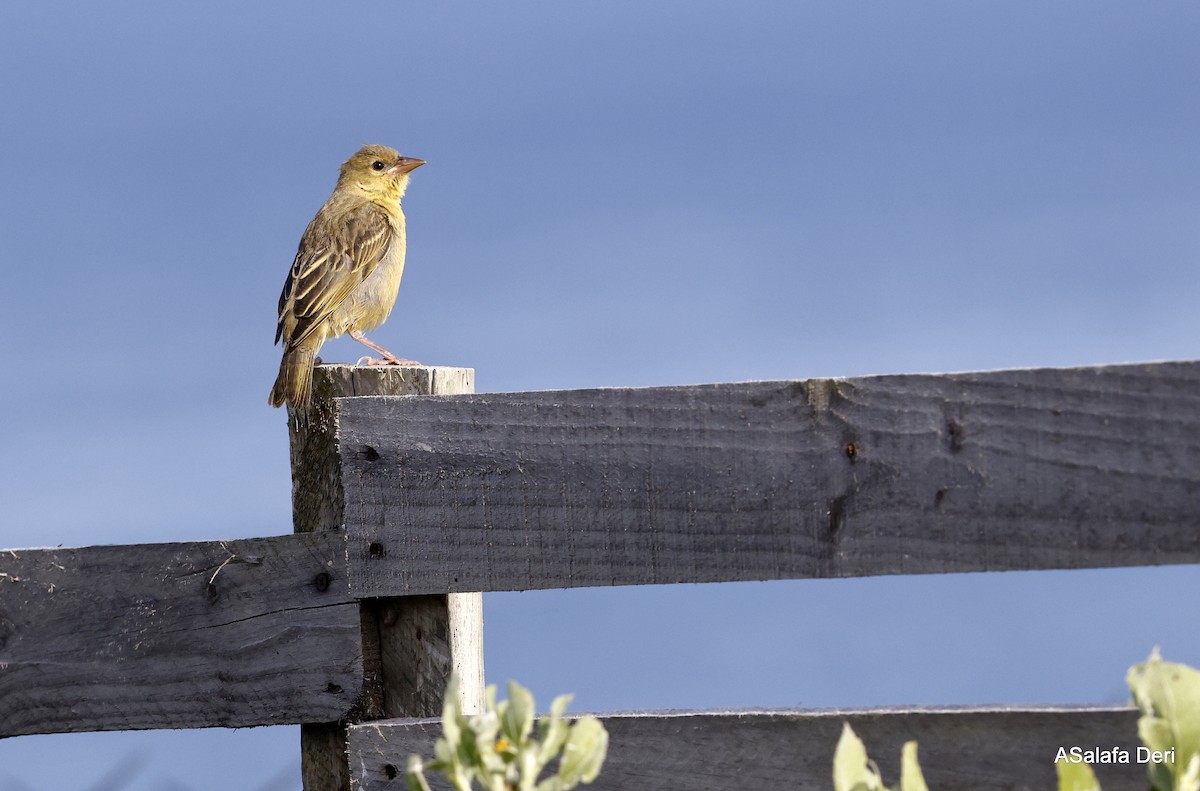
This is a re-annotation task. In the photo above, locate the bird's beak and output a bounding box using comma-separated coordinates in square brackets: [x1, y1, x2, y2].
[390, 157, 426, 175]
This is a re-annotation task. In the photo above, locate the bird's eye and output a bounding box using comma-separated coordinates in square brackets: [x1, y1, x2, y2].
[371, 161, 386, 171]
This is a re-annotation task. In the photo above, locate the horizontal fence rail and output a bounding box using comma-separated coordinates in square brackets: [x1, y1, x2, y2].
[337, 360, 1200, 596]
[348, 706, 1145, 791]
[2, 359, 1197, 785]
[0, 533, 362, 737]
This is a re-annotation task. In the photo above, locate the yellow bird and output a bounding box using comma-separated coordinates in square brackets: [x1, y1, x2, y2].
[269, 145, 425, 411]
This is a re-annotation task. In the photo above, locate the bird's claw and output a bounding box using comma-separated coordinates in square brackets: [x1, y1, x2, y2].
[355, 355, 422, 367]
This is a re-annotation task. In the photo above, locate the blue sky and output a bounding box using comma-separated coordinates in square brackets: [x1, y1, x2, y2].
[1, 2, 1198, 788]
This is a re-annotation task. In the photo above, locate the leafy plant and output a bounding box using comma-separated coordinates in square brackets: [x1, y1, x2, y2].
[835, 650, 1200, 791]
[832, 723, 927, 791]
[407, 677, 608, 791]
[1055, 760, 1101, 791]
[1128, 648, 1200, 791]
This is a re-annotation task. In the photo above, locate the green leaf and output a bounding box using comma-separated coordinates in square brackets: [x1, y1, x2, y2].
[1181, 754, 1200, 791]
[502, 680, 537, 747]
[457, 722, 483, 770]
[1128, 649, 1200, 791]
[899, 741, 929, 791]
[536, 694, 573, 766]
[549, 694, 574, 720]
[1056, 760, 1101, 791]
[833, 723, 883, 791]
[485, 684, 498, 712]
[557, 716, 609, 788]
[441, 677, 463, 748]
[467, 710, 505, 775]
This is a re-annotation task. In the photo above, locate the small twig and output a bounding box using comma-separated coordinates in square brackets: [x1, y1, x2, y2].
[209, 542, 265, 585]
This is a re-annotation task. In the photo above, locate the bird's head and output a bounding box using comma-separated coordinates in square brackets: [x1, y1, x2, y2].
[338, 144, 426, 203]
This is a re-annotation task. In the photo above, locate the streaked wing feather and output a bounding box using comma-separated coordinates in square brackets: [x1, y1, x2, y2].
[276, 202, 393, 347]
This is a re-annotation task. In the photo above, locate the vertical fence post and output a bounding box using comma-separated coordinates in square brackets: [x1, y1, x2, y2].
[287, 364, 485, 791]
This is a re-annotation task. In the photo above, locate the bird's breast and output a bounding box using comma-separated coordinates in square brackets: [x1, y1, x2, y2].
[330, 219, 407, 334]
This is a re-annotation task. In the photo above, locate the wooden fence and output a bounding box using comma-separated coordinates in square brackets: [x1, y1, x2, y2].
[2, 360, 1198, 789]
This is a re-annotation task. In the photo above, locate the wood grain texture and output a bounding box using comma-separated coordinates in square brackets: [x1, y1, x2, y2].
[303, 722, 356, 791]
[294, 364, 481, 791]
[374, 594, 485, 718]
[349, 706, 1146, 791]
[289, 365, 475, 533]
[335, 361, 1200, 595]
[0, 533, 360, 737]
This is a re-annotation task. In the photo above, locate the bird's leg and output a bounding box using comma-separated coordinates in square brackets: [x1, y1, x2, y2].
[348, 330, 421, 366]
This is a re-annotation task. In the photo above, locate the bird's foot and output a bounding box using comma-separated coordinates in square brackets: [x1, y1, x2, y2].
[355, 355, 422, 367]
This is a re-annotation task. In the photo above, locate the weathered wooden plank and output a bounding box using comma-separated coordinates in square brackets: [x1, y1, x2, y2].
[0, 532, 360, 737]
[292, 365, 484, 791]
[372, 594, 485, 719]
[289, 364, 475, 534]
[349, 706, 1147, 791]
[336, 361, 1200, 595]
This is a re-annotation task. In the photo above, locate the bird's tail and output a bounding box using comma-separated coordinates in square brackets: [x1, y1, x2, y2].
[269, 346, 316, 411]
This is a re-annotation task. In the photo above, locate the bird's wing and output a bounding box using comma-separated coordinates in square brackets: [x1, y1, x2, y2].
[275, 201, 394, 347]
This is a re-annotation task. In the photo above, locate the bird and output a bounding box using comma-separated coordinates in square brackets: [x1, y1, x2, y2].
[269, 144, 426, 412]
